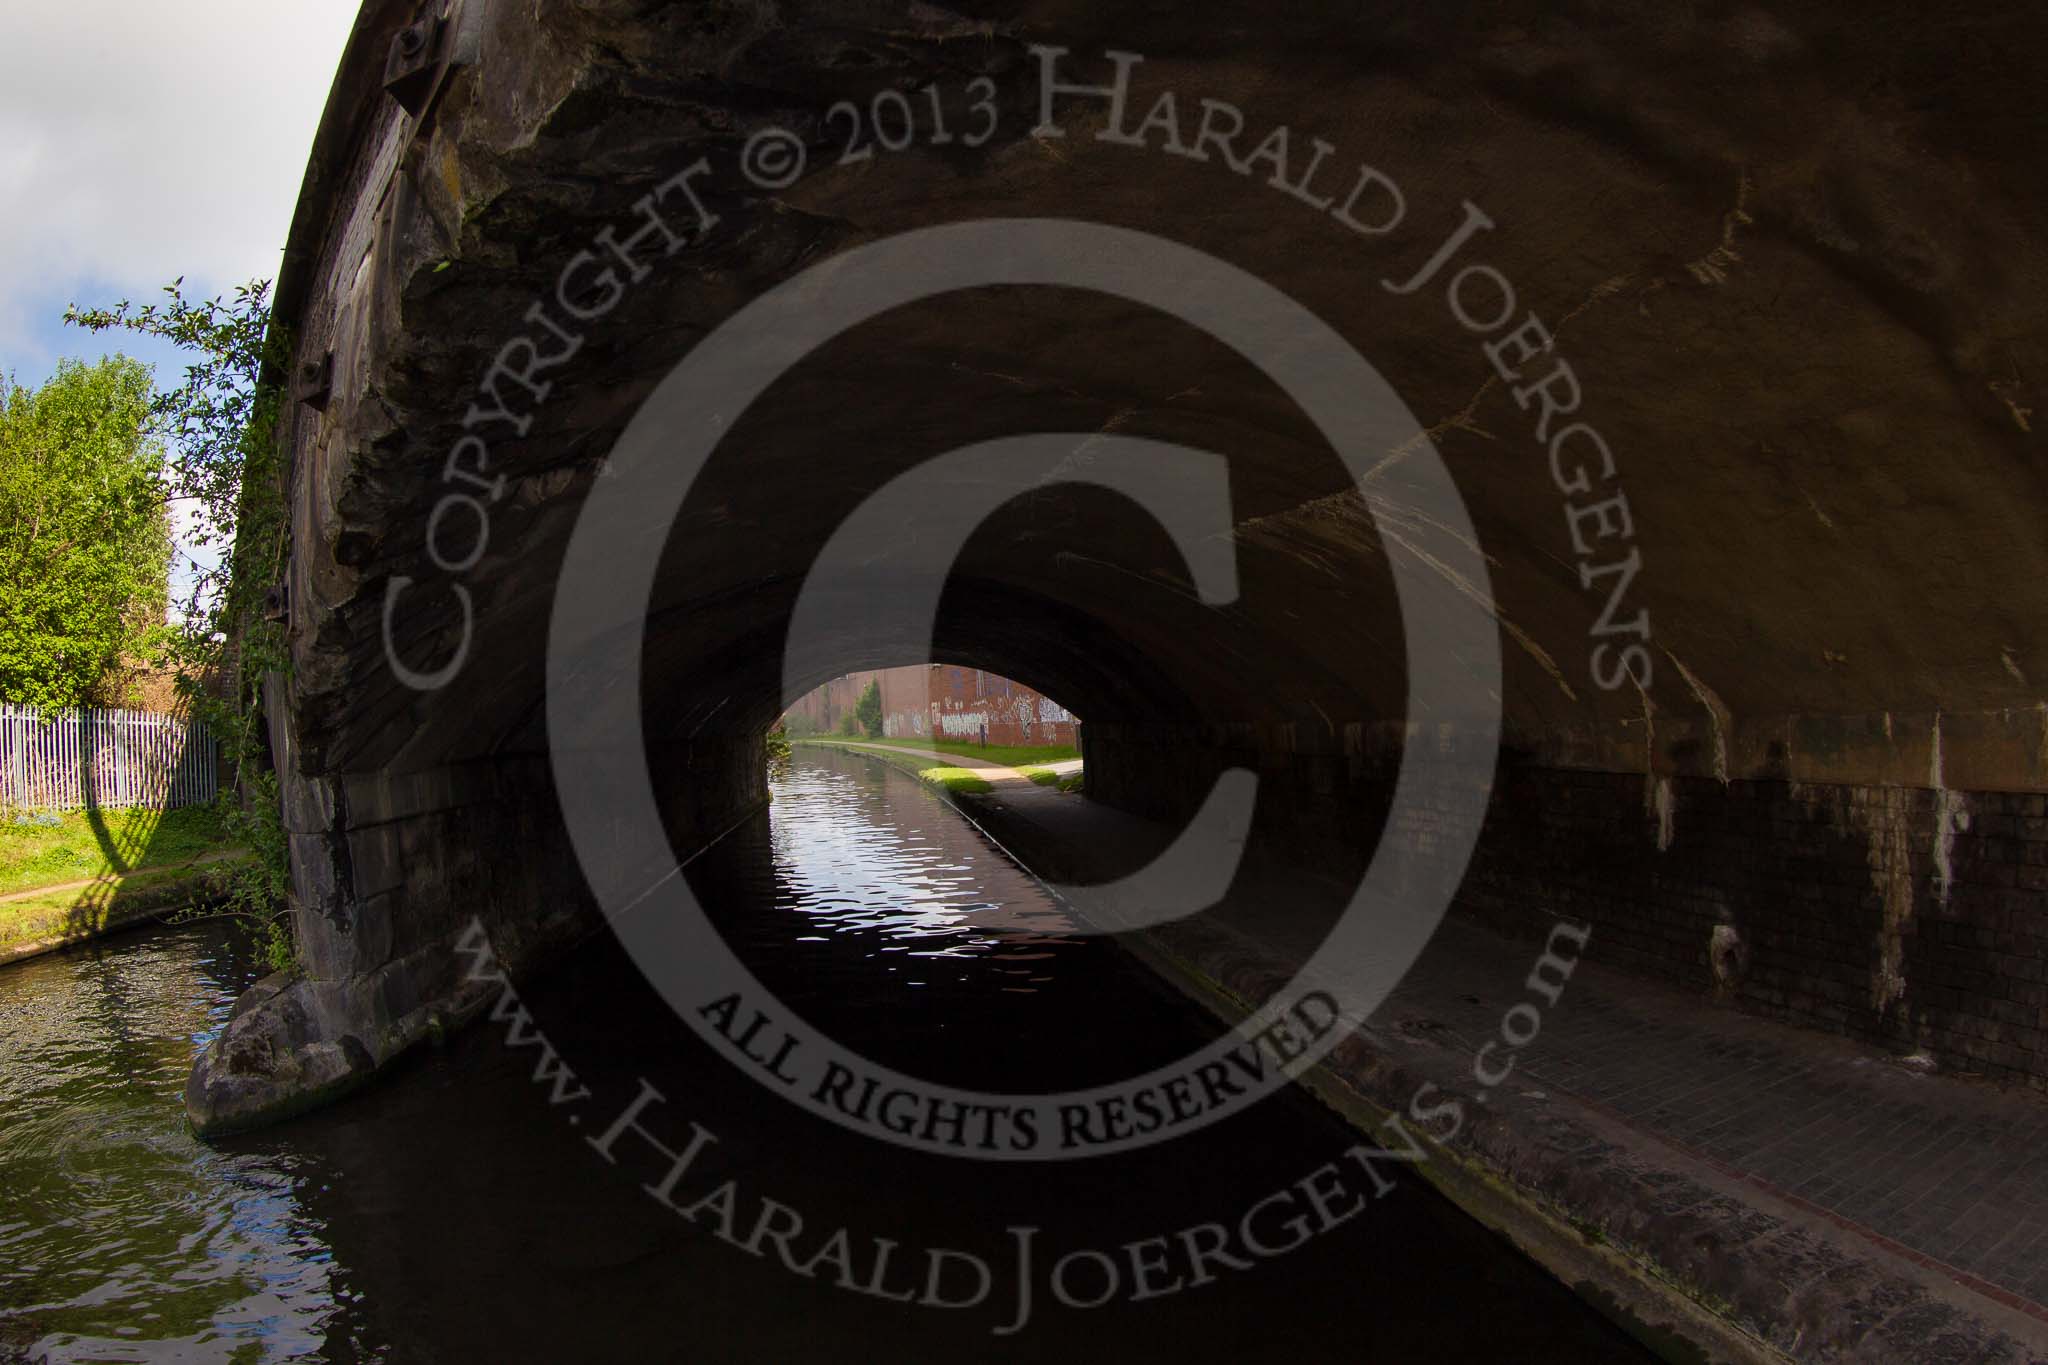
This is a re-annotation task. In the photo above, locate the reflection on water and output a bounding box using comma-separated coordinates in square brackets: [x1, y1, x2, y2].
[0, 752, 1651, 1363]
[763, 745, 1080, 953]
[697, 748, 1179, 1091]
[0, 920, 339, 1361]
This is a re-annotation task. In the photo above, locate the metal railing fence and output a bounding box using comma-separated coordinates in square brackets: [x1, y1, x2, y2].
[0, 703, 217, 811]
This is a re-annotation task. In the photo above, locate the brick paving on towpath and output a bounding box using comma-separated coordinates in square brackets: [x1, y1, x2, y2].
[859, 744, 2048, 1333]
[1384, 916, 2048, 1323]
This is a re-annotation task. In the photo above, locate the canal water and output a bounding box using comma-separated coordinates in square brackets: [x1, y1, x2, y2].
[0, 750, 1652, 1362]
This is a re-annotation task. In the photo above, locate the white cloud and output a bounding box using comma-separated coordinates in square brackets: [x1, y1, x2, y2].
[0, 1, 360, 361]
[2, 2, 357, 613]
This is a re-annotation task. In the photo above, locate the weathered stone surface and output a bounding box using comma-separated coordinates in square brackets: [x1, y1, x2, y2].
[206, 0, 2048, 1141]
[183, 740, 766, 1135]
[186, 978, 379, 1138]
[270, 0, 2047, 779]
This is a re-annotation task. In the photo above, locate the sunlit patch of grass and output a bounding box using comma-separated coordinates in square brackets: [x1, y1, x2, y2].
[918, 766, 994, 795]
[0, 855, 248, 956]
[0, 804, 228, 895]
[829, 736, 1079, 767]
[1018, 765, 1082, 792]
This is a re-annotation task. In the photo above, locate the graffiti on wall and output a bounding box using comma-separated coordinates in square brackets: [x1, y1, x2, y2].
[787, 665, 1078, 747]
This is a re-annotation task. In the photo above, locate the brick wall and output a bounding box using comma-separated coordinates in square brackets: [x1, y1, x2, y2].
[781, 671, 879, 734]
[786, 666, 1079, 747]
[1081, 718, 2048, 1091]
[1452, 767, 2048, 1091]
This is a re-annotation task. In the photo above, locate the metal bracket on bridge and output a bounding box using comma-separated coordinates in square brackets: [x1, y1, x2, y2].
[296, 351, 334, 411]
[382, 9, 447, 117]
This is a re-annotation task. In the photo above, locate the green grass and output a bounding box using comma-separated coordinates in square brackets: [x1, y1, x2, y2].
[918, 766, 994, 795]
[0, 804, 229, 896]
[791, 735, 1083, 796]
[0, 855, 249, 957]
[1019, 765, 1084, 793]
[801, 736, 1079, 768]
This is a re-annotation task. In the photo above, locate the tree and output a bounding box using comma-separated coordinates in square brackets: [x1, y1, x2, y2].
[0, 357, 172, 709]
[67, 280, 274, 634]
[66, 281, 292, 969]
[855, 678, 883, 738]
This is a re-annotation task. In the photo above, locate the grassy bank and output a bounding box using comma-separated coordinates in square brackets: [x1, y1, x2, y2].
[0, 804, 227, 895]
[794, 738, 1002, 795]
[0, 804, 249, 963]
[920, 767, 994, 794]
[1018, 765, 1084, 793]
[799, 736, 1078, 768]
[1, 853, 247, 962]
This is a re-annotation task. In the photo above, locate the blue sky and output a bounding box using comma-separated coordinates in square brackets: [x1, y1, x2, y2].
[2, 2, 360, 599]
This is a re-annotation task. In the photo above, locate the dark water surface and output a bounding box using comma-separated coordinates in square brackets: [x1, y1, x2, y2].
[1, 751, 1652, 1362]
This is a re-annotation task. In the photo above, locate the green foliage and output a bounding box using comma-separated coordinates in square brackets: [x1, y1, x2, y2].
[212, 767, 293, 973]
[837, 710, 861, 736]
[765, 723, 792, 764]
[67, 281, 276, 629]
[855, 679, 883, 738]
[67, 280, 295, 973]
[0, 357, 172, 708]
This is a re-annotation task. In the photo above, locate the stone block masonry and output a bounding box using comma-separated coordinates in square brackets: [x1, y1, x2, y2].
[185, 732, 768, 1137]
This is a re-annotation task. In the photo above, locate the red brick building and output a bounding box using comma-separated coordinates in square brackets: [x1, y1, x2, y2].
[784, 665, 1078, 747]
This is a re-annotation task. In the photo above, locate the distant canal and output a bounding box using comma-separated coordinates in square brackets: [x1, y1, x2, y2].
[0, 749, 1653, 1362]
